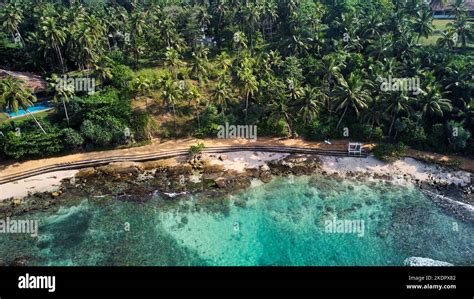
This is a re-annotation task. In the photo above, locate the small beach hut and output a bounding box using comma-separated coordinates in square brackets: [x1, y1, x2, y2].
[348, 142, 363, 156]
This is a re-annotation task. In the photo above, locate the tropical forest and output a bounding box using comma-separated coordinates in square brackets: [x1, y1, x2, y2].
[0, 0, 473, 160]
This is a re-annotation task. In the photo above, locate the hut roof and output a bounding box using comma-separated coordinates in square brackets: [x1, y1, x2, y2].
[0, 69, 48, 93]
[431, 0, 474, 11]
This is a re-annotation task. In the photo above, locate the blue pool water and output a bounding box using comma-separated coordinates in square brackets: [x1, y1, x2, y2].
[5, 101, 53, 118]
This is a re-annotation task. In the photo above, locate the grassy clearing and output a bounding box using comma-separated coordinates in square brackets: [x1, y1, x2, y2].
[421, 19, 474, 48]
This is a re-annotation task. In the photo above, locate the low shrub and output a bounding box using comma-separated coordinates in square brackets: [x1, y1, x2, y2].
[372, 142, 407, 162]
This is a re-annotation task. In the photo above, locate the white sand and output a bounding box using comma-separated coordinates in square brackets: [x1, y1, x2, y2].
[0, 170, 78, 201]
[319, 155, 471, 187]
[204, 151, 289, 172]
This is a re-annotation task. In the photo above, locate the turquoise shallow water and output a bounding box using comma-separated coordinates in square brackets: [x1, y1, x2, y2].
[1, 175, 473, 266]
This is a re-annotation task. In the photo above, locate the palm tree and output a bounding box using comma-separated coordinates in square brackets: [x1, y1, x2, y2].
[0, 76, 46, 134]
[0, 3, 24, 44]
[49, 74, 75, 125]
[437, 30, 456, 49]
[237, 66, 258, 123]
[449, 15, 473, 48]
[194, 5, 211, 29]
[40, 16, 67, 72]
[320, 54, 346, 113]
[268, 96, 293, 137]
[161, 79, 182, 133]
[215, 51, 232, 74]
[130, 6, 147, 67]
[286, 79, 304, 102]
[132, 76, 151, 109]
[451, 0, 468, 19]
[212, 77, 232, 116]
[420, 86, 453, 118]
[189, 50, 209, 82]
[361, 97, 384, 133]
[164, 47, 183, 79]
[212, 0, 228, 28]
[241, 4, 261, 48]
[383, 91, 413, 137]
[233, 31, 248, 51]
[296, 86, 323, 124]
[367, 34, 393, 60]
[413, 8, 433, 42]
[333, 73, 372, 130]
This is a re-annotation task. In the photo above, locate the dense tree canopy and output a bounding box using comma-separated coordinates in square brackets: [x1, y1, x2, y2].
[0, 0, 473, 159]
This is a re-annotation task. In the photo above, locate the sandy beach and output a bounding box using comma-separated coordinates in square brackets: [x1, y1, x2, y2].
[319, 156, 472, 187]
[0, 170, 78, 201]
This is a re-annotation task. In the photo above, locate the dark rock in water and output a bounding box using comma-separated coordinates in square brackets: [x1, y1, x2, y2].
[215, 177, 227, 189]
[0, 259, 7, 266]
[234, 198, 247, 208]
[376, 230, 388, 239]
[11, 256, 29, 266]
[259, 171, 272, 183]
[245, 168, 259, 178]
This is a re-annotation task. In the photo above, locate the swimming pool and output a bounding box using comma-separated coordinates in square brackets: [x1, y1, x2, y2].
[5, 101, 54, 118]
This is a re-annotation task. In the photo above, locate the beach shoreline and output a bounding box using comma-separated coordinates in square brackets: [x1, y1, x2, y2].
[0, 151, 471, 203]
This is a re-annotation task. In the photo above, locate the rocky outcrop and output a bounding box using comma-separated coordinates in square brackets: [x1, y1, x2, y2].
[268, 154, 321, 176]
[75, 167, 96, 178]
[96, 162, 144, 178]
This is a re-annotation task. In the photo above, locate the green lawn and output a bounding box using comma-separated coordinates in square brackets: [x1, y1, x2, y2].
[421, 19, 474, 48]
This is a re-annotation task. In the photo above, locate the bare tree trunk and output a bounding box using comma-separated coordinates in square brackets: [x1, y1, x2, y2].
[172, 103, 177, 134]
[27, 110, 46, 134]
[388, 114, 396, 137]
[336, 104, 348, 130]
[62, 98, 70, 125]
[55, 45, 65, 73]
[245, 93, 249, 124]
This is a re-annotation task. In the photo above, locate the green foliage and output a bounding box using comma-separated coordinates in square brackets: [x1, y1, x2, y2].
[80, 119, 124, 148]
[110, 64, 134, 89]
[348, 124, 372, 142]
[62, 128, 84, 149]
[188, 142, 205, 156]
[372, 127, 384, 142]
[130, 110, 152, 142]
[397, 118, 428, 150]
[373, 142, 407, 162]
[1, 0, 473, 160]
[428, 124, 448, 153]
[195, 105, 221, 137]
[1, 130, 63, 159]
[447, 121, 471, 152]
[303, 120, 334, 141]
